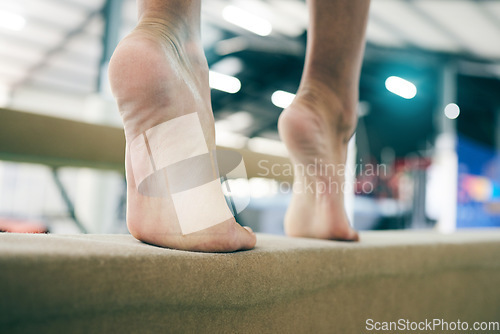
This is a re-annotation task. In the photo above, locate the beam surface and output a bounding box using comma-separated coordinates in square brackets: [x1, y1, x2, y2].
[0, 231, 499, 333]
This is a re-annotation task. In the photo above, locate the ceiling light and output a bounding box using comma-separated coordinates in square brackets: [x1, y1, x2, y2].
[444, 103, 460, 119]
[271, 90, 295, 108]
[0, 10, 26, 31]
[209, 71, 241, 94]
[222, 5, 272, 37]
[215, 111, 253, 132]
[385, 76, 417, 99]
[210, 57, 243, 77]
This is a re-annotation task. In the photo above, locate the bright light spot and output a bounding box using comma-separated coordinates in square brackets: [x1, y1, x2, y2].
[0, 83, 10, 107]
[249, 178, 279, 198]
[385, 76, 417, 99]
[444, 103, 460, 119]
[216, 111, 253, 132]
[222, 5, 272, 36]
[209, 71, 241, 93]
[210, 57, 243, 77]
[215, 131, 248, 148]
[221, 178, 280, 198]
[247, 137, 289, 157]
[222, 178, 251, 198]
[0, 10, 26, 31]
[271, 90, 295, 108]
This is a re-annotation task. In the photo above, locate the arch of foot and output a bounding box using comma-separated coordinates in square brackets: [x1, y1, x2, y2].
[129, 112, 233, 235]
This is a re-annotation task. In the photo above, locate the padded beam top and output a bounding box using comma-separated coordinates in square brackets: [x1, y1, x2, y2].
[0, 108, 292, 181]
[1, 231, 500, 333]
[0, 108, 126, 170]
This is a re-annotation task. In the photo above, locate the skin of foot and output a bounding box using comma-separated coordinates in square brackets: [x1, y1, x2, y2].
[108, 17, 256, 252]
[276, 0, 369, 242]
[278, 82, 360, 241]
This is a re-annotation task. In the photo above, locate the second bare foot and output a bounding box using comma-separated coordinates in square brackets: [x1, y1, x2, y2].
[278, 83, 359, 241]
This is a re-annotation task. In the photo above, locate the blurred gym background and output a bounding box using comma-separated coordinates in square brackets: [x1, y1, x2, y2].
[0, 0, 499, 235]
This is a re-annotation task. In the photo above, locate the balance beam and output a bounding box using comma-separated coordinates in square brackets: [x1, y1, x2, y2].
[0, 108, 292, 182]
[1, 231, 499, 333]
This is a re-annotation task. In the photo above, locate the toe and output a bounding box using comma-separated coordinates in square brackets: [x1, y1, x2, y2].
[240, 225, 257, 250]
[229, 224, 256, 251]
[333, 227, 359, 242]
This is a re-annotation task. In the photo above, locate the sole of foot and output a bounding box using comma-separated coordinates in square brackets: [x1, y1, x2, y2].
[108, 18, 256, 252]
[278, 88, 359, 242]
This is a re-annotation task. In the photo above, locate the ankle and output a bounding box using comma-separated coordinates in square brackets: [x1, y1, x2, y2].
[138, 0, 201, 37]
[294, 80, 358, 139]
[134, 15, 208, 75]
[136, 15, 192, 43]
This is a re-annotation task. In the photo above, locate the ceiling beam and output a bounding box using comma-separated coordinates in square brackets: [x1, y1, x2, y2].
[10, 10, 101, 95]
[476, 2, 500, 38]
[368, 13, 416, 49]
[49, 0, 100, 13]
[97, 0, 124, 92]
[405, 0, 475, 56]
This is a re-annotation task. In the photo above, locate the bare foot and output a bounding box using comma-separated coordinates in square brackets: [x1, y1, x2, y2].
[108, 17, 255, 252]
[278, 83, 359, 241]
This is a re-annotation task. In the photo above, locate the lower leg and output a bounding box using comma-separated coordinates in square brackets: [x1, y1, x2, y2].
[279, 0, 370, 240]
[301, 0, 370, 115]
[108, 0, 256, 252]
